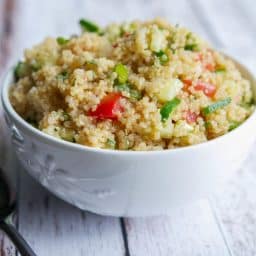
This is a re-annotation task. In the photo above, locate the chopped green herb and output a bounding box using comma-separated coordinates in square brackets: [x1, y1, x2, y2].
[184, 32, 199, 51]
[114, 64, 128, 84]
[14, 61, 30, 80]
[228, 121, 240, 131]
[154, 50, 169, 64]
[170, 47, 176, 54]
[98, 31, 105, 36]
[57, 71, 69, 81]
[186, 32, 192, 40]
[184, 44, 198, 51]
[114, 84, 142, 100]
[106, 138, 116, 149]
[204, 121, 212, 129]
[160, 98, 181, 122]
[240, 100, 254, 109]
[202, 97, 231, 115]
[215, 67, 226, 73]
[63, 112, 70, 121]
[114, 84, 130, 93]
[60, 129, 75, 142]
[79, 19, 100, 33]
[130, 89, 142, 100]
[30, 60, 41, 71]
[57, 37, 70, 45]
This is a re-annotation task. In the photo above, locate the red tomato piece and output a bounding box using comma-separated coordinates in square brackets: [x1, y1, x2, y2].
[186, 110, 198, 124]
[194, 82, 216, 97]
[182, 79, 193, 91]
[204, 63, 215, 72]
[89, 93, 124, 120]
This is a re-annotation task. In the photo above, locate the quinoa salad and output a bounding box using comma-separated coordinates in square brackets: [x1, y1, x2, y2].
[10, 18, 255, 150]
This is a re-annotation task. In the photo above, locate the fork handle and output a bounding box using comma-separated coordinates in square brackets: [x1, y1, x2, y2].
[0, 220, 37, 256]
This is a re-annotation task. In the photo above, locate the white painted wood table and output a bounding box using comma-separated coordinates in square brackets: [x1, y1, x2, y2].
[1, 0, 256, 255]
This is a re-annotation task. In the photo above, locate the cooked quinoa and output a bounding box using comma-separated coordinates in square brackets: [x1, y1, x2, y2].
[10, 18, 255, 150]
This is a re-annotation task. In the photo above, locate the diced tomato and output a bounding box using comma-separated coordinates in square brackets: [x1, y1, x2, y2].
[204, 63, 215, 72]
[194, 82, 216, 97]
[182, 79, 193, 91]
[195, 50, 215, 72]
[88, 93, 124, 120]
[186, 110, 198, 124]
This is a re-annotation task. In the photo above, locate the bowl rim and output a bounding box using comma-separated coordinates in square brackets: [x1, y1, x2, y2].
[2, 54, 256, 155]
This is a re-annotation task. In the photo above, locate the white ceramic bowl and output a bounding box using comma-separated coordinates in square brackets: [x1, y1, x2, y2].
[2, 57, 256, 217]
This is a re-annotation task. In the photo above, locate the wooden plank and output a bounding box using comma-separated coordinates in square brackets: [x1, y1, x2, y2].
[124, 201, 231, 256]
[0, 120, 17, 256]
[213, 145, 256, 256]
[0, 0, 17, 255]
[0, 0, 16, 73]
[18, 171, 125, 256]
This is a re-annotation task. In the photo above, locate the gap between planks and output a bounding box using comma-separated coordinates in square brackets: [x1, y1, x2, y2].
[0, 0, 19, 255]
[0, 0, 16, 73]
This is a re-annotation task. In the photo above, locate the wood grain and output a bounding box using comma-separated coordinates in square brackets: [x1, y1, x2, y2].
[0, 0, 16, 72]
[124, 201, 231, 256]
[0, 0, 17, 255]
[18, 171, 125, 256]
[213, 148, 256, 256]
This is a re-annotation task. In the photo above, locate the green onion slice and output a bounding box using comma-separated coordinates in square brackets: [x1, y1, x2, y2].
[79, 19, 100, 33]
[184, 44, 198, 51]
[57, 37, 70, 45]
[160, 98, 181, 122]
[106, 138, 116, 149]
[14, 61, 30, 80]
[228, 121, 240, 131]
[114, 84, 142, 100]
[129, 89, 142, 100]
[114, 64, 128, 84]
[63, 112, 70, 121]
[57, 71, 69, 81]
[215, 67, 226, 73]
[114, 84, 130, 93]
[154, 50, 169, 64]
[202, 97, 231, 115]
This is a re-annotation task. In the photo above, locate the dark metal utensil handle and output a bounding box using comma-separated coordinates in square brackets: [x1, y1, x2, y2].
[0, 220, 37, 256]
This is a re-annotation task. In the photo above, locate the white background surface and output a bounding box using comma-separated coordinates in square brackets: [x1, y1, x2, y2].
[0, 0, 256, 255]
